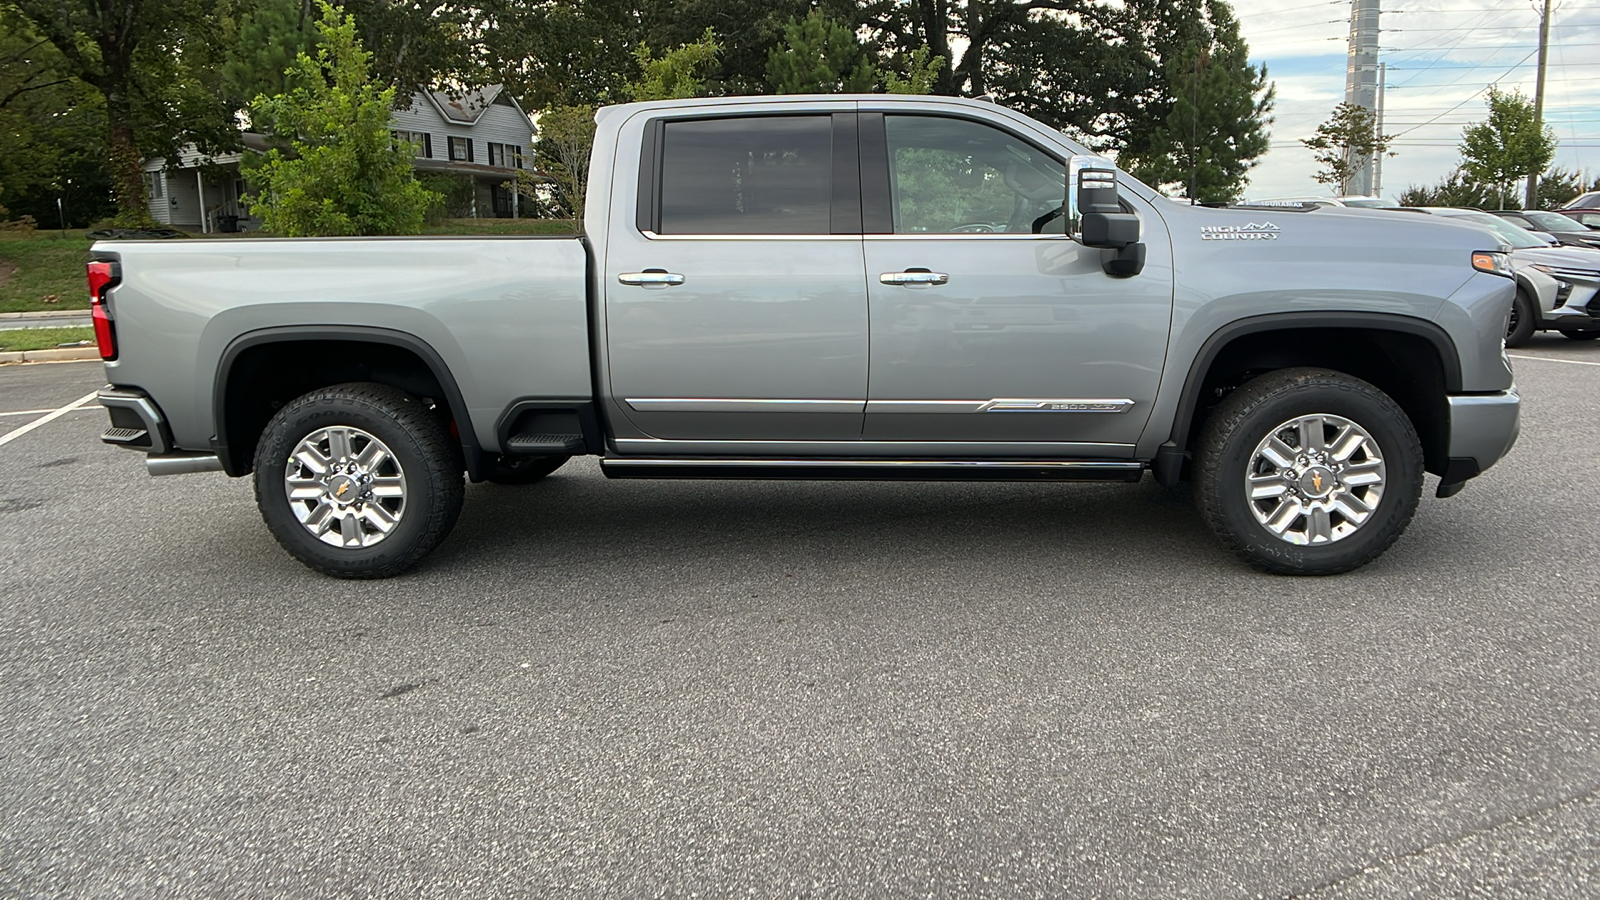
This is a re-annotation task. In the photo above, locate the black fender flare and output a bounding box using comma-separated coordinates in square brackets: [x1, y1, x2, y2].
[211, 325, 484, 480]
[1152, 312, 1462, 486]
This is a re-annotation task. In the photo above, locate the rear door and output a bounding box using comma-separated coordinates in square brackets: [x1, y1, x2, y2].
[603, 109, 868, 443]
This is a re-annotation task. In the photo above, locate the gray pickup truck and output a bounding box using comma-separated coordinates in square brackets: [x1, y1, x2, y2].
[89, 94, 1520, 578]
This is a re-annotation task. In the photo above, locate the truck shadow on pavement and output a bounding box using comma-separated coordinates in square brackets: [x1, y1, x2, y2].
[429, 467, 1227, 579]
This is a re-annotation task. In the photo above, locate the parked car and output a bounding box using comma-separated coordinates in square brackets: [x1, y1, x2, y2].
[90, 95, 1521, 578]
[1557, 208, 1600, 229]
[1394, 207, 1600, 344]
[1489, 209, 1600, 250]
[1560, 190, 1600, 210]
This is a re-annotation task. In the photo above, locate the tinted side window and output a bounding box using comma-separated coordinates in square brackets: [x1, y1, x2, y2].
[658, 116, 833, 235]
[884, 116, 1064, 234]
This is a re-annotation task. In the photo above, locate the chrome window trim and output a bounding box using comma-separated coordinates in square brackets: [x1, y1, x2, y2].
[638, 230, 858, 242]
[864, 233, 1074, 242]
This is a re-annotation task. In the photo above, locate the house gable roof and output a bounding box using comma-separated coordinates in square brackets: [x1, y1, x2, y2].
[425, 85, 526, 126]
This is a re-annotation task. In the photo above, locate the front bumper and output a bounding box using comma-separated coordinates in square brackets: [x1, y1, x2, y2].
[1438, 387, 1520, 497]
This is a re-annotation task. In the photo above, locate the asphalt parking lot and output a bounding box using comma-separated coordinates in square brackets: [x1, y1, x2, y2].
[2, 339, 1597, 898]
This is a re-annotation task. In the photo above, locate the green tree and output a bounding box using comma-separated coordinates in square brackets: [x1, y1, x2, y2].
[883, 47, 945, 94]
[1118, 0, 1272, 203]
[11, 0, 237, 224]
[766, 10, 878, 94]
[1535, 167, 1583, 210]
[1459, 87, 1556, 210]
[1302, 102, 1392, 195]
[243, 2, 437, 236]
[525, 105, 597, 224]
[0, 7, 115, 226]
[515, 29, 723, 225]
[222, 0, 319, 106]
[1398, 170, 1496, 208]
[628, 28, 721, 102]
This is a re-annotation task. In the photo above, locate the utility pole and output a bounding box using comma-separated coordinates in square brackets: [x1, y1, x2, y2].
[1525, 0, 1552, 209]
[1344, 0, 1382, 196]
[1374, 63, 1387, 197]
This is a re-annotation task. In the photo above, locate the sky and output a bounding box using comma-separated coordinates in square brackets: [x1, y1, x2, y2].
[1231, 0, 1600, 201]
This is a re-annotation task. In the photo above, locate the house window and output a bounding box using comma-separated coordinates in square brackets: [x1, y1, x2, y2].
[448, 136, 472, 162]
[393, 130, 432, 158]
[144, 171, 165, 199]
[488, 142, 525, 169]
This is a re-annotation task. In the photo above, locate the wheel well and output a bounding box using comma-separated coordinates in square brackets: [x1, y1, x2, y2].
[217, 338, 473, 476]
[1180, 327, 1451, 478]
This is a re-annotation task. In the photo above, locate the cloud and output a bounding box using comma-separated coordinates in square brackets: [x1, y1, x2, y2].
[1230, 0, 1600, 200]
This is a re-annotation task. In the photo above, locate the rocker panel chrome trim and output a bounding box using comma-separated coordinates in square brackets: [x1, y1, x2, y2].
[625, 398, 865, 413]
[866, 398, 1135, 414]
[624, 398, 1135, 414]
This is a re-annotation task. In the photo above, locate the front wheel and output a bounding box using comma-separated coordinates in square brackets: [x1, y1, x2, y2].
[1558, 328, 1600, 341]
[1195, 368, 1423, 575]
[253, 382, 464, 578]
[1506, 289, 1536, 348]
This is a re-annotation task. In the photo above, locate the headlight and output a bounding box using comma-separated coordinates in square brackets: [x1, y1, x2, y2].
[1472, 251, 1514, 279]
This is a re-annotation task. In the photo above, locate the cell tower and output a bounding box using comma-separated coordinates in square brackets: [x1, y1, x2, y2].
[1344, 0, 1382, 196]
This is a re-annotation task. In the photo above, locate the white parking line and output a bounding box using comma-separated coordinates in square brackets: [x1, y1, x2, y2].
[0, 407, 101, 417]
[1509, 353, 1600, 368]
[0, 391, 99, 448]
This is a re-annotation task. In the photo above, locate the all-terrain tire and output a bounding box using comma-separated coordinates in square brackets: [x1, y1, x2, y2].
[253, 382, 464, 578]
[1195, 368, 1423, 575]
[1506, 289, 1536, 348]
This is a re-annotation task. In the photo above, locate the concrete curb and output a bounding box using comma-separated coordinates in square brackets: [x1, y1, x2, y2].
[0, 347, 100, 364]
[0, 309, 91, 320]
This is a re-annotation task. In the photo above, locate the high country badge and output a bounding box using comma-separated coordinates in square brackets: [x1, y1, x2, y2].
[1201, 222, 1280, 241]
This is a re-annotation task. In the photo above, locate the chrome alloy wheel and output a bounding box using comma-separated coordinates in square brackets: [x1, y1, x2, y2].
[283, 426, 407, 548]
[1245, 413, 1386, 546]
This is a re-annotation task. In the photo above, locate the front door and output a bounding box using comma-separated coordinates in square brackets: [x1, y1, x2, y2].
[860, 113, 1172, 452]
[605, 112, 868, 443]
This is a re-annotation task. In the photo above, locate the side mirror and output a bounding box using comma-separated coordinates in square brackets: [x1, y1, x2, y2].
[1066, 154, 1145, 277]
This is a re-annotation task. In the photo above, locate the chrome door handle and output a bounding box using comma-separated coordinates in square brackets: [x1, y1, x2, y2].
[618, 270, 685, 286]
[880, 270, 949, 285]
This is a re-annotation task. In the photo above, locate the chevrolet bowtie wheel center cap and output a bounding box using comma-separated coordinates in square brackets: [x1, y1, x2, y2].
[1245, 414, 1387, 546]
[283, 426, 408, 549]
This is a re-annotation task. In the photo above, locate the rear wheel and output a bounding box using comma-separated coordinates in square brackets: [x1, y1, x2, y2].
[1558, 328, 1600, 341]
[253, 382, 463, 578]
[1506, 289, 1536, 347]
[1196, 368, 1423, 575]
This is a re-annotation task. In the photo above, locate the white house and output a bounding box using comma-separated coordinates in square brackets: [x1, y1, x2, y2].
[141, 85, 537, 232]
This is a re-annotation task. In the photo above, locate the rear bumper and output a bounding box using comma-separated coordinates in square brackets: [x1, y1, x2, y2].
[98, 387, 222, 475]
[1438, 387, 1520, 497]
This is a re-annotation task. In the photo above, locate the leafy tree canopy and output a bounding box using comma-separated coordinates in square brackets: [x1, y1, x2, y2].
[243, 1, 438, 235]
[1302, 102, 1392, 196]
[11, 0, 239, 223]
[1117, 0, 1272, 202]
[1459, 87, 1556, 210]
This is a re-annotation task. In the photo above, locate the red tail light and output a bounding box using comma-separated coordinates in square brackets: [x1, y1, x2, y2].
[87, 260, 118, 360]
